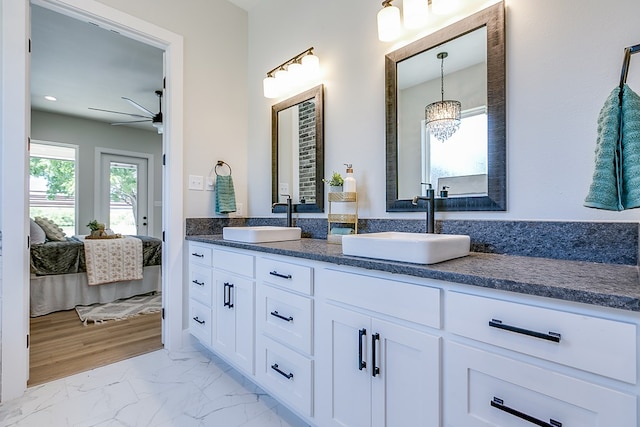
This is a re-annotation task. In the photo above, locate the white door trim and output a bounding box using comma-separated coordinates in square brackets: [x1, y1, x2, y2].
[1, 0, 31, 403]
[95, 147, 154, 236]
[1, 0, 184, 401]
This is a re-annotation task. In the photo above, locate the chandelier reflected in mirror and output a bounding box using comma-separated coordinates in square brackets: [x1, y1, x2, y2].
[425, 52, 461, 142]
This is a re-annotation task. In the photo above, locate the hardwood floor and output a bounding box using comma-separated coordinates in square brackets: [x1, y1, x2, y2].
[28, 309, 163, 386]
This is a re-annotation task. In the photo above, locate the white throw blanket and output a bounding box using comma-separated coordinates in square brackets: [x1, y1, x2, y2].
[81, 236, 143, 285]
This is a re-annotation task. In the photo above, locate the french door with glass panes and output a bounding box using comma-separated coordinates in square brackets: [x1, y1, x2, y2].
[98, 153, 149, 236]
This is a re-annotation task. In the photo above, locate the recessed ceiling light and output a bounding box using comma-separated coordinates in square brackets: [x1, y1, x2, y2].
[44, 95, 57, 101]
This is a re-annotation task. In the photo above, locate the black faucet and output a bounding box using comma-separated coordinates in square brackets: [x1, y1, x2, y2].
[272, 194, 293, 227]
[412, 184, 435, 233]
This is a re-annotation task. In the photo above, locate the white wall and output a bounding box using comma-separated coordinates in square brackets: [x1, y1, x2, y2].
[247, 0, 640, 222]
[31, 110, 163, 237]
[97, 0, 249, 219]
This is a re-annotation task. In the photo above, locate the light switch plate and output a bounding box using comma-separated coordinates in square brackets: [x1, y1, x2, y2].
[206, 176, 215, 190]
[188, 175, 204, 190]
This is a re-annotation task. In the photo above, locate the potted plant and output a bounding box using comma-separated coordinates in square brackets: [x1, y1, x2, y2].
[323, 172, 344, 192]
[87, 220, 106, 237]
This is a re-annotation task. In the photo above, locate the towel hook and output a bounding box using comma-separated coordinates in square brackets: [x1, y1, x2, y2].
[215, 160, 232, 176]
[619, 43, 640, 91]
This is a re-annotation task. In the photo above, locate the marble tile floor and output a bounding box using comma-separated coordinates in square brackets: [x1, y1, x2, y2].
[0, 341, 310, 427]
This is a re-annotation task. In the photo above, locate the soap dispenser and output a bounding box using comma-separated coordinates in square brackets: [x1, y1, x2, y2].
[344, 163, 356, 193]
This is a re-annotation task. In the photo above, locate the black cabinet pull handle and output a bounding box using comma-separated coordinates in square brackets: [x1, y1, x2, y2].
[269, 270, 292, 279]
[191, 252, 204, 258]
[271, 363, 294, 380]
[192, 279, 205, 286]
[489, 319, 561, 343]
[358, 328, 367, 371]
[491, 397, 562, 427]
[371, 333, 380, 377]
[270, 310, 293, 322]
[192, 316, 205, 325]
[223, 282, 234, 308]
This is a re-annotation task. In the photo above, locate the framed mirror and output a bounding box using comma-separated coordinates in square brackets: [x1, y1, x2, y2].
[272, 84, 324, 213]
[385, 3, 505, 211]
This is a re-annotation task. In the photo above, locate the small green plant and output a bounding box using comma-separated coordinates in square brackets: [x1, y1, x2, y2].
[86, 220, 101, 232]
[323, 172, 344, 187]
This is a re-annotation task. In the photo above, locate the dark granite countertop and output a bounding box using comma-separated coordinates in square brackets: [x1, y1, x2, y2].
[187, 235, 640, 313]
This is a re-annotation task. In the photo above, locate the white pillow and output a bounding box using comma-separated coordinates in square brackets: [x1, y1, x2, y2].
[34, 216, 66, 242]
[30, 218, 47, 244]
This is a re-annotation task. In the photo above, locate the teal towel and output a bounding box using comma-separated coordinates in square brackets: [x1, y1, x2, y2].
[585, 84, 640, 210]
[215, 175, 236, 214]
[621, 85, 640, 208]
[331, 227, 354, 235]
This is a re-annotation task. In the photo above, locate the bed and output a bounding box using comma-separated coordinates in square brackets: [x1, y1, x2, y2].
[30, 235, 162, 316]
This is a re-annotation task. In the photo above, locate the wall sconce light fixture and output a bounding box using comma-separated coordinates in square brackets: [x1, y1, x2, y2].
[377, 0, 402, 42]
[263, 47, 320, 99]
[425, 52, 461, 142]
[377, 0, 478, 42]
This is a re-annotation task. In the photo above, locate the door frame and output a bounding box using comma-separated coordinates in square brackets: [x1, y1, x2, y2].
[95, 148, 154, 237]
[1, 0, 184, 401]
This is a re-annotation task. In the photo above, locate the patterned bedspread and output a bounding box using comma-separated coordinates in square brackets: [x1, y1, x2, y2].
[30, 235, 162, 276]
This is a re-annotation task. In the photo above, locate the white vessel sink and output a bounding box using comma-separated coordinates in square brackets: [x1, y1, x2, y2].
[223, 226, 302, 243]
[342, 232, 470, 264]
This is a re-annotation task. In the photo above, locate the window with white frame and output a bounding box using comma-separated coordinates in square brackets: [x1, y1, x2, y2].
[29, 141, 78, 236]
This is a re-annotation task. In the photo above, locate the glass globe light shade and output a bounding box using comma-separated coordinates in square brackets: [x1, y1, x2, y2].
[377, 3, 401, 42]
[403, 0, 429, 29]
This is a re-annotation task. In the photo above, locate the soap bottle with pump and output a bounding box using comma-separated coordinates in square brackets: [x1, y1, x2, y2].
[343, 163, 356, 193]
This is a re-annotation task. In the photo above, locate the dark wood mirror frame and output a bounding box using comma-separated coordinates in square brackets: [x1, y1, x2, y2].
[385, 2, 505, 212]
[272, 84, 324, 213]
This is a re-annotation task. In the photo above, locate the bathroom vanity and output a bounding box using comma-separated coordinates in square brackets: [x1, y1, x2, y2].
[187, 235, 640, 426]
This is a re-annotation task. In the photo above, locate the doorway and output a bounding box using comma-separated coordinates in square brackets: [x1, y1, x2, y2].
[1, 0, 185, 400]
[98, 151, 154, 236]
[28, 6, 164, 385]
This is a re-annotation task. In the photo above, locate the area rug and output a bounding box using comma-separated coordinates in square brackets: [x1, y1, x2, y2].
[75, 292, 161, 325]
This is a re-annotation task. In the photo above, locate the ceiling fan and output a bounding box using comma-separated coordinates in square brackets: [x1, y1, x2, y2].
[89, 89, 164, 134]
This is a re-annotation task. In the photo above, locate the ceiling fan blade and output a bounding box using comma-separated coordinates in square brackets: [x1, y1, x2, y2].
[122, 97, 155, 116]
[88, 107, 150, 119]
[111, 119, 152, 126]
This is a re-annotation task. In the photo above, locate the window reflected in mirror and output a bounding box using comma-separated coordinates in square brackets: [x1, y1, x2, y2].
[385, 2, 505, 211]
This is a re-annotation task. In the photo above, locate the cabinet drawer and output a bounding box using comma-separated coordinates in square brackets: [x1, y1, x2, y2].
[446, 342, 637, 427]
[256, 335, 313, 418]
[446, 291, 637, 383]
[189, 264, 213, 305]
[189, 242, 212, 266]
[213, 248, 254, 278]
[257, 257, 313, 295]
[319, 268, 441, 329]
[189, 299, 212, 346]
[257, 284, 313, 355]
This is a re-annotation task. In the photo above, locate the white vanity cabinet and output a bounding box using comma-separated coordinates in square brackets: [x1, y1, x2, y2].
[315, 268, 442, 427]
[255, 256, 315, 418]
[188, 242, 255, 375]
[188, 242, 214, 346]
[445, 290, 638, 426]
[210, 248, 255, 375]
[187, 239, 640, 427]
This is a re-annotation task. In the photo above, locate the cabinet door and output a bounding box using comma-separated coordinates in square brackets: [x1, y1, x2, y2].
[371, 318, 441, 427]
[317, 303, 372, 427]
[213, 271, 255, 374]
[446, 342, 637, 427]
